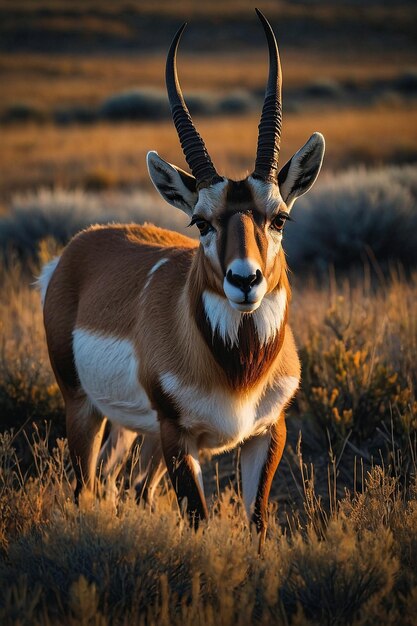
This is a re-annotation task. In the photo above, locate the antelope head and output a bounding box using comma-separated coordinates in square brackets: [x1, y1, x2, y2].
[147, 9, 325, 313]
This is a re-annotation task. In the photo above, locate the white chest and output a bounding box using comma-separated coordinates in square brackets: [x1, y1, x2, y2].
[71, 328, 299, 451]
[159, 372, 299, 453]
[73, 328, 158, 434]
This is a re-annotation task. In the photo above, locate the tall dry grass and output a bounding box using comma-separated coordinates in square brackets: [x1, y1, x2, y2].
[1, 408, 417, 624]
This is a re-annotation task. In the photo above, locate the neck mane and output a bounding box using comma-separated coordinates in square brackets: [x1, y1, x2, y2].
[189, 249, 290, 390]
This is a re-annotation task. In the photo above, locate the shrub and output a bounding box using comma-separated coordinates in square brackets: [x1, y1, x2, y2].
[218, 90, 256, 114]
[395, 70, 417, 94]
[0, 187, 190, 262]
[302, 335, 413, 441]
[1, 164, 416, 274]
[1, 102, 46, 124]
[294, 276, 417, 453]
[82, 167, 118, 191]
[285, 164, 417, 273]
[0, 263, 64, 445]
[99, 88, 249, 122]
[53, 105, 96, 125]
[99, 88, 170, 121]
[304, 78, 343, 99]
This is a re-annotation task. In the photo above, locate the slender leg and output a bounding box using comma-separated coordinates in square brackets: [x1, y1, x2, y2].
[65, 395, 107, 500]
[134, 436, 166, 504]
[160, 418, 208, 527]
[240, 416, 286, 553]
[98, 426, 166, 503]
[98, 424, 138, 479]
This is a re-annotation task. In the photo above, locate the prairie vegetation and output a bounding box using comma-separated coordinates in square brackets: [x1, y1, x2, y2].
[1, 1, 417, 623]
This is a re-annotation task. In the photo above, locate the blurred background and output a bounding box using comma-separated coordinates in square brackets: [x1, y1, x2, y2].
[1, 0, 416, 273]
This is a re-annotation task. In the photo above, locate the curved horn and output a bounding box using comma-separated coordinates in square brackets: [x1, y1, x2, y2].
[253, 9, 283, 183]
[166, 23, 222, 188]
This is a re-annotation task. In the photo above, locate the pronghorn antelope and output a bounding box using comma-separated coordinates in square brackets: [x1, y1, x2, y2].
[40, 9, 324, 546]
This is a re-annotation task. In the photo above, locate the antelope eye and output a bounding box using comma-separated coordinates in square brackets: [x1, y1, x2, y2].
[189, 216, 213, 236]
[270, 212, 291, 232]
[196, 220, 210, 235]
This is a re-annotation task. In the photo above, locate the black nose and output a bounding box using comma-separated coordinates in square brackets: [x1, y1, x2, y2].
[226, 269, 263, 293]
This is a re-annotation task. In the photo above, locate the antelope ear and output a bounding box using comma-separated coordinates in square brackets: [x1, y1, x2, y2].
[147, 151, 198, 216]
[277, 133, 325, 210]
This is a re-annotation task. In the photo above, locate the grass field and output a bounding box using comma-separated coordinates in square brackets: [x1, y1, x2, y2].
[1, 51, 413, 113]
[2, 107, 417, 203]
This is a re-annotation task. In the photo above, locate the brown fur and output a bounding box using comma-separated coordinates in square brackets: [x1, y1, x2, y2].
[160, 419, 208, 527]
[193, 291, 287, 390]
[223, 212, 267, 270]
[253, 417, 287, 552]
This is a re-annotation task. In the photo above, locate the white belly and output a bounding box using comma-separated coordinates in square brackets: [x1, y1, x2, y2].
[159, 372, 299, 453]
[73, 328, 158, 434]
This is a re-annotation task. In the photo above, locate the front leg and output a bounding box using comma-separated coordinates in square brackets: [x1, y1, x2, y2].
[160, 418, 208, 528]
[241, 416, 286, 553]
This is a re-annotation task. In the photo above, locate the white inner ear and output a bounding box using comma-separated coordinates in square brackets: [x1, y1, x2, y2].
[279, 132, 325, 210]
[147, 151, 198, 216]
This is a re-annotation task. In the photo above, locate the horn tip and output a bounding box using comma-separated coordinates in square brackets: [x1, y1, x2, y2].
[176, 22, 188, 39]
[171, 22, 187, 47]
[255, 8, 266, 21]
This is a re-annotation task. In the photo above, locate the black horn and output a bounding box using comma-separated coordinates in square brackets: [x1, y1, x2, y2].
[253, 9, 283, 183]
[166, 23, 222, 189]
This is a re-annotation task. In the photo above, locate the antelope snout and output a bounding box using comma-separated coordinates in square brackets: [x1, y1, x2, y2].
[226, 268, 262, 293]
[223, 259, 267, 312]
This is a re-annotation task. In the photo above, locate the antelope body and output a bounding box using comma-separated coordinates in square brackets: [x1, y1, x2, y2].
[40, 10, 325, 545]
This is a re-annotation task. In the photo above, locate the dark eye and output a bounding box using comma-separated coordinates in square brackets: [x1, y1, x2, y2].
[270, 211, 291, 232]
[195, 220, 212, 236]
[188, 216, 213, 236]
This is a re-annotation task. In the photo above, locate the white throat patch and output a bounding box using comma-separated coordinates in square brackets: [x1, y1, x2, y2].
[202, 288, 287, 347]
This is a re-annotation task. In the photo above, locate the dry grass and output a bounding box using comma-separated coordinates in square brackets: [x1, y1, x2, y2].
[0, 51, 412, 113]
[0, 406, 416, 624]
[1, 106, 416, 200]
